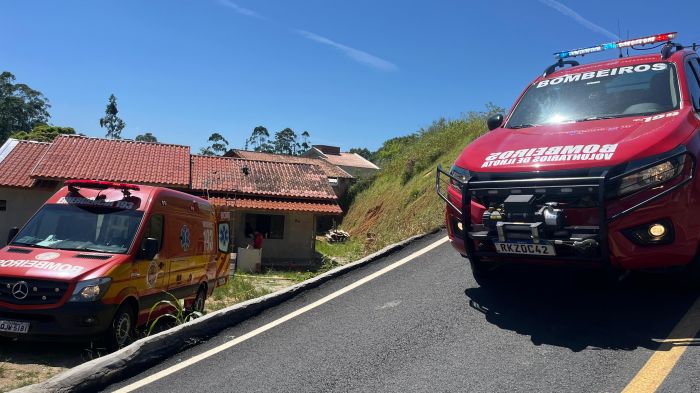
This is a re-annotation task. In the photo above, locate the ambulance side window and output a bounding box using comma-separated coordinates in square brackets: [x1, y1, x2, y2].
[141, 215, 164, 252]
[686, 58, 700, 111]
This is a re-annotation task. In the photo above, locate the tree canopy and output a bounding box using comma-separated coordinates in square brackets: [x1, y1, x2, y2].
[200, 132, 229, 156]
[349, 147, 374, 162]
[99, 94, 125, 139]
[0, 71, 51, 145]
[245, 126, 273, 152]
[135, 132, 158, 142]
[11, 124, 76, 143]
[273, 128, 298, 155]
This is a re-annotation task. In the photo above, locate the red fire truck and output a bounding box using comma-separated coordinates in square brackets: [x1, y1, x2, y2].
[437, 32, 700, 285]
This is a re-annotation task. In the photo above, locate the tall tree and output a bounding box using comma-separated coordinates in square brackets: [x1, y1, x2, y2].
[200, 132, 229, 156]
[135, 132, 158, 142]
[273, 128, 298, 155]
[246, 126, 270, 151]
[11, 124, 75, 143]
[300, 130, 311, 152]
[99, 94, 125, 139]
[0, 71, 51, 144]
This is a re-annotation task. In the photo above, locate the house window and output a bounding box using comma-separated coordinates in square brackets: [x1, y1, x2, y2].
[245, 214, 285, 239]
[0, 200, 5, 211]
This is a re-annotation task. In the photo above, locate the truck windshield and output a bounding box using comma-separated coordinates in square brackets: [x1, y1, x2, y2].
[11, 204, 144, 254]
[506, 62, 679, 128]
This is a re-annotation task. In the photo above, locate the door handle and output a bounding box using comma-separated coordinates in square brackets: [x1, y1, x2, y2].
[159, 262, 165, 269]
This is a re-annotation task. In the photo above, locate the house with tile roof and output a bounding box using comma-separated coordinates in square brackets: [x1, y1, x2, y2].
[301, 145, 379, 178]
[0, 135, 342, 266]
[224, 149, 355, 198]
[191, 155, 341, 266]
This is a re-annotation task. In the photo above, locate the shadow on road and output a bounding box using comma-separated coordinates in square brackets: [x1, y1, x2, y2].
[463, 266, 700, 352]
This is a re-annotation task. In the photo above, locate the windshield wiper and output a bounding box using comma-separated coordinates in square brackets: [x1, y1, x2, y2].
[9, 242, 52, 249]
[577, 115, 623, 122]
[507, 124, 536, 129]
[55, 246, 113, 254]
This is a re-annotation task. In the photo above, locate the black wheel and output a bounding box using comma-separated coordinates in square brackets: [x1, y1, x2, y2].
[106, 304, 136, 351]
[191, 286, 207, 314]
[469, 256, 499, 287]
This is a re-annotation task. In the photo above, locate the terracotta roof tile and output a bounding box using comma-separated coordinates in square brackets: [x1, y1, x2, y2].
[0, 139, 50, 188]
[209, 197, 342, 214]
[191, 155, 337, 200]
[31, 135, 190, 187]
[228, 150, 353, 179]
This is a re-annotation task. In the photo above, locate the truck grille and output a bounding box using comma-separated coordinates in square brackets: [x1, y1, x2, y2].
[0, 278, 70, 305]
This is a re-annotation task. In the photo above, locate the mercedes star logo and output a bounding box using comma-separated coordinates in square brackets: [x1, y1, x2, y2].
[12, 281, 29, 300]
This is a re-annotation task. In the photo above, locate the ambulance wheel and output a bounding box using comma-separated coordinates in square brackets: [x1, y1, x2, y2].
[685, 254, 700, 288]
[191, 286, 207, 314]
[106, 304, 136, 351]
[469, 257, 498, 287]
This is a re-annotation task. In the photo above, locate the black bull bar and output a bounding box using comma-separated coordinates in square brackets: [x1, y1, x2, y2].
[436, 150, 695, 264]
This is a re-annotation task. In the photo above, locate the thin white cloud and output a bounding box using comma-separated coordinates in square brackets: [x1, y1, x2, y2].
[217, 0, 268, 21]
[295, 29, 398, 72]
[538, 0, 619, 41]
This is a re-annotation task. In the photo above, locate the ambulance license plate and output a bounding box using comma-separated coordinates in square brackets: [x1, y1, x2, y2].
[0, 320, 30, 334]
[493, 242, 556, 256]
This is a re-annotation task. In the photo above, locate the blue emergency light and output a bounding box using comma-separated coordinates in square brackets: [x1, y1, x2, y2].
[555, 32, 677, 59]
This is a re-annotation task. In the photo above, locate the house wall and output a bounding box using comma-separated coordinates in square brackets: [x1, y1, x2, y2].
[0, 187, 57, 247]
[338, 165, 378, 179]
[231, 209, 317, 267]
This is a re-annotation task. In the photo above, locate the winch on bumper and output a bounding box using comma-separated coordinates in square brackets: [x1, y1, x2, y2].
[436, 147, 696, 268]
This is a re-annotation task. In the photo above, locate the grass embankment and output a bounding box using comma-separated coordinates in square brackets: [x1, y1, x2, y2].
[321, 111, 495, 259]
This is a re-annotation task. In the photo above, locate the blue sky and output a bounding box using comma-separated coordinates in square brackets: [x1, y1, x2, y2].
[3, 0, 700, 151]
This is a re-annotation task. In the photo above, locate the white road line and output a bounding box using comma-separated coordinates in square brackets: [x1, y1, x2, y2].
[113, 236, 450, 393]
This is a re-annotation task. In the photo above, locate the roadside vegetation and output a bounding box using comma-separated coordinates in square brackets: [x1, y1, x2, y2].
[325, 105, 501, 259]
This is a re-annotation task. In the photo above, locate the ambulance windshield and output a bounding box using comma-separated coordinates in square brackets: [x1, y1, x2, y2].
[507, 62, 679, 129]
[11, 204, 144, 254]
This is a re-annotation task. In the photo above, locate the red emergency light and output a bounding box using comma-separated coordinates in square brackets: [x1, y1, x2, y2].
[65, 179, 141, 191]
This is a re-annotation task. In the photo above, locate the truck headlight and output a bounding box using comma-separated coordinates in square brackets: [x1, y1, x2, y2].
[449, 165, 471, 190]
[617, 155, 686, 196]
[69, 278, 111, 302]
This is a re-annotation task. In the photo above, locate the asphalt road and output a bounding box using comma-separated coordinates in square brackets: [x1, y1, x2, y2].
[104, 231, 700, 393]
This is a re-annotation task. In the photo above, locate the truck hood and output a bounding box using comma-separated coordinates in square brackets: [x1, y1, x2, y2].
[0, 246, 121, 281]
[455, 108, 695, 172]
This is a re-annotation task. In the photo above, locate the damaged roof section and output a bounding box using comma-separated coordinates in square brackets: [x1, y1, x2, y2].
[226, 149, 354, 179]
[191, 155, 342, 214]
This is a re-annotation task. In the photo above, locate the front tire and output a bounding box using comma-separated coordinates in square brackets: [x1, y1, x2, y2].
[469, 257, 499, 287]
[106, 304, 136, 351]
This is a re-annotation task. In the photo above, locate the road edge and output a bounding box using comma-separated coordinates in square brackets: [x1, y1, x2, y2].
[12, 229, 443, 393]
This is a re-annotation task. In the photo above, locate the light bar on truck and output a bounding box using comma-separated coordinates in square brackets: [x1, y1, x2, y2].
[555, 32, 677, 59]
[65, 179, 141, 191]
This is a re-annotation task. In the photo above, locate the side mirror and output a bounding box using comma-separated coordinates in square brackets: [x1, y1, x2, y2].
[143, 237, 159, 260]
[487, 114, 504, 131]
[7, 227, 19, 244]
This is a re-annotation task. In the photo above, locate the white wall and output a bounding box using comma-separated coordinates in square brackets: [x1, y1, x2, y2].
[0, 187, 57, 247]
[232, 210, 317, 267]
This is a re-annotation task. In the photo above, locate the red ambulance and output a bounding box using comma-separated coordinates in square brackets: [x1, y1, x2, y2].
[0, 180, 231, 348]
[437, 32, 700, 285]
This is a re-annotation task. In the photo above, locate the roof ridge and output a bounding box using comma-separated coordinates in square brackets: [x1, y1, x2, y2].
[56, 134, 190, 149]
[193, 154, 322, 168]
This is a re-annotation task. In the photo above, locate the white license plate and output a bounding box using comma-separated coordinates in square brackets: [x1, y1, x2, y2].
[0, 320, 30, 334]
[494, 242, 556, 256]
